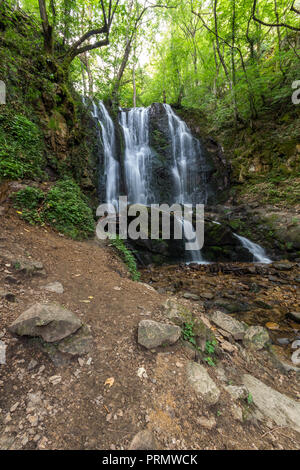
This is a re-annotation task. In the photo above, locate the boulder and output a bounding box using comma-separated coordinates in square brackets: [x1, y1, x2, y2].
[186, 361, 220, 405]
[57, 325, 93, 356]
[138, 319, 181, 349]
[211, 310, 247, 340]
[242, 374, 300, 432]
[9, 303, 82, 342]
[243, 326, 270, 351]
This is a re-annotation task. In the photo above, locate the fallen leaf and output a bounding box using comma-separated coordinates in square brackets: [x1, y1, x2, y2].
[104, 377, 115, 388]
[265, 322, 280, 330]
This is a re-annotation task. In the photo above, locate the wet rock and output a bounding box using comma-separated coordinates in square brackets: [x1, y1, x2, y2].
[242, 374, 300, 432]
[0, 340, 7, 365]
[138, 320, 181, 349]
[9, 302, 82, 342]
[272, 262, 293, 271]
[211, 310, 247, 340]
[129, 430, 157, 450]
[288, 312, 300, 323]
[291, 349, 300, 366]
[162, 299, 192, 326]
[277, 338, 290, 346]
[243, 326, 270, 351]
[186, 361, 220, 405]
[42, 282, 64, 294]
[213, 299, 250, 314]
[291, 340, 300, 349]
[183, 292, 200, 301]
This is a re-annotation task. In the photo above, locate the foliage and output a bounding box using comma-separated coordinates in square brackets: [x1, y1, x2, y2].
[42, 179, 95, 239]
[182, 320, 197, 346]
[13, 180, 95, 239]
[109, 235, 141, 281]
[0, 110, 45, 181]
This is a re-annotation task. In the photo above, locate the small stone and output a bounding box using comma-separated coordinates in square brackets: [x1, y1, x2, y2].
[49, 375, 62, 385]
[42, 282, 64, 294]
[78, 358, 84, 367]
[27, 415, 39, 427]
[21, 436, 29, 446]
[197, 416, 216, 429]
[4, 413, 12, 424]
[37, 437, 48, 449]
[129, 430, 157, 450]
[291, 340, 300, 350]
[10, 402, 19, 413]
[0, 340, 7, 365]
[183, 292, 200, 301]
[28, 359, 38, 371]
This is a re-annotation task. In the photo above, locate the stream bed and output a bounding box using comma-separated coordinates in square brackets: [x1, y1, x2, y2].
[141, 260, 300, 369]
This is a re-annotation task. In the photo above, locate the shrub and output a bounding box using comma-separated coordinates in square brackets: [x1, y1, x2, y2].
[42, 179, 95, 239]
[13, 180, 95, 239]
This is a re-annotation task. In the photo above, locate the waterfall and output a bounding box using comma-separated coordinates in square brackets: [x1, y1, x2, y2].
[163, 104, 207, 263]
[119, 107, 154, 205]
[234, 234, 272, 264]
[92, 101, 270, 265]
[163, 104, 208, 205]
[92, 101, 119, 210]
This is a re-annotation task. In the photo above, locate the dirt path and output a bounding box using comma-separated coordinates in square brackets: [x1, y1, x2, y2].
[0, 209, 299, 450]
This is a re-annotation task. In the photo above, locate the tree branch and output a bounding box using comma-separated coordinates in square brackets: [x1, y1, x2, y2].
[252, 0, 300, 31]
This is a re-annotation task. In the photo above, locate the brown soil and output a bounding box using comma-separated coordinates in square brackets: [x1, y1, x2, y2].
[0, 207, 299, 450]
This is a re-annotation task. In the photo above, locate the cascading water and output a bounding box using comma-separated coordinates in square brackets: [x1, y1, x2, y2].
[234, 234, 272, 264]
[164, 104, 207, 264]
[119, 107, 154, 205]
[92, 101, 120, 210]
[163, 104, 209, 205]
[91, 101, 271, 264]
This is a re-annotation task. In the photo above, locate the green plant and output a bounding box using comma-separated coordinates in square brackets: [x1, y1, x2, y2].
[13, 180, 95, 239]
[109, 236, 140, 281]
[13, 186, 45, 210]
[246, 393, 253, 405]
[182, 321, 196, 346]
[203, 339, 217, 367]
[42, 179, 95, 239]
